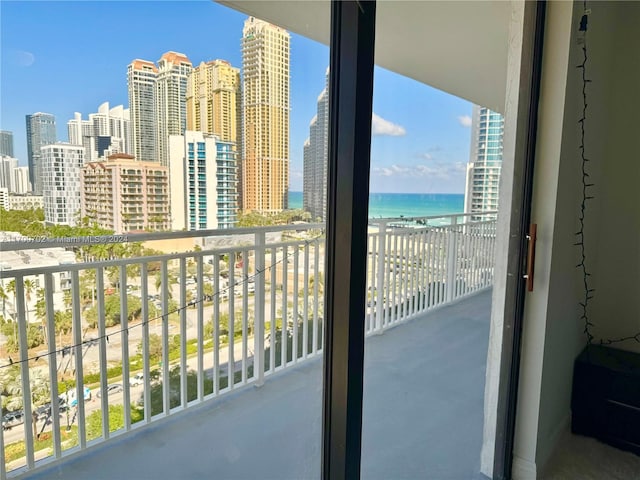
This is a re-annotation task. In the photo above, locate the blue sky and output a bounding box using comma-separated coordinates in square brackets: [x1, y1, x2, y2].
[1, 1, 473, 193]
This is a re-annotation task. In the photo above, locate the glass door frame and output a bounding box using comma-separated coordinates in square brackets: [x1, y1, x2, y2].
[320, 2, 548, 479]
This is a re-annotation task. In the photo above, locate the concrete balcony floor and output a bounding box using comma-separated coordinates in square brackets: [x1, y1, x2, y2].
[23, 290, 492, 480]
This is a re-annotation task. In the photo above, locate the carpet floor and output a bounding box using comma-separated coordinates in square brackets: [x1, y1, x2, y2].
[543, 431, 640, 479]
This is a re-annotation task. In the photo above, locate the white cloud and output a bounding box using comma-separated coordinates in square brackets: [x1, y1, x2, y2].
[372, 113, 406, 136]
[372, 162, 467, 181]
[12, 49, 35, 67]
[457, 115, 472, 128]
[391, 164, 410, 174]
[372, 167, 394, 177]
[417, 153, 433, 161]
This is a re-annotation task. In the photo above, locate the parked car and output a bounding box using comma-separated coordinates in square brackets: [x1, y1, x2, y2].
[130, 373, 144, 386]
[33, 398, 69, 421]
[2, 410, 24, 430]
[61, 386, 91, 407]
[97, 384, 123, 398]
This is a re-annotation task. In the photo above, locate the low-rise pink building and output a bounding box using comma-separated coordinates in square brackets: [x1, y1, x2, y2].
[81, 153, 170, 233]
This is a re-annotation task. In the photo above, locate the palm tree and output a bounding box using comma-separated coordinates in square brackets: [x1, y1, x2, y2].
[24, 279, 35, 323]
[3, 367, 50, 439]
[6, 279, 16, 317]
[35, 288, 47, 343]
[79, 269, 97, 308]
[5, 280, 17, 344]
[0, 283, 7, 321]
[186, 289, 195, 309]
[154, 271, 176, 300]
[63, 289, 72, 310]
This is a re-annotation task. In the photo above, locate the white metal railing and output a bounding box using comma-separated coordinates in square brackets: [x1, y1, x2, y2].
[0, 212, 495, 477]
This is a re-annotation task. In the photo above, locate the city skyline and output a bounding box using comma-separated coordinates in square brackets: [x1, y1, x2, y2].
[2, 1, 473, 194]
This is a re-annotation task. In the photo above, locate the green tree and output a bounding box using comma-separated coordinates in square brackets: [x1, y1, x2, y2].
[0, 283, 8, 321]
[5, 324, 45, 352]
[79, 269, 97, 308]
[154, 271, 176, 300]
[85, 294, 142, 328]
[203, 283, 214, 301]
[34, 288, 47, 343]
[1, 367, 50, 439]
[23, 279, 35, 323]
[86, 404, 127, 440]
[0, 208, 45, 236]
[137, 333, 163, 363]
[6, 279, 16, 320]
[139, 367, 213, 416]
[54, 310, 72, 337]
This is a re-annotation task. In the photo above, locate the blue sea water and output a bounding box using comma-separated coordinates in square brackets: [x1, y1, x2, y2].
[288, 192, 464, 219]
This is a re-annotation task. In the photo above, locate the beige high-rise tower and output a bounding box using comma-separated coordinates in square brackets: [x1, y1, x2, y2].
[128, 60, 158, 163]
[186, 60, 240, 145]
[241, 17, 290, 213]
[156, 51, 192, 167]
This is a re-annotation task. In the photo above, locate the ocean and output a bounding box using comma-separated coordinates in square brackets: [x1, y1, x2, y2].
[288, 192, 464, 219]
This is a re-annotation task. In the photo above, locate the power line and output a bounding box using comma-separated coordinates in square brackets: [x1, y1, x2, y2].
[1, 233, 325, 370]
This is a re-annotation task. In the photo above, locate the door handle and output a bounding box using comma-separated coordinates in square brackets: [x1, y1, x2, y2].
[523, 224, 537, 292]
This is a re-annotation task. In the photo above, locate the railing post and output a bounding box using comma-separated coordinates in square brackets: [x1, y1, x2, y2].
[445, 217, 458, 303]
[254, 231, 266, 387]
[375, 221, 386, 333]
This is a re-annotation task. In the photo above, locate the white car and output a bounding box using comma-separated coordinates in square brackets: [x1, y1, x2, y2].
[61, 387, 91, 407]
[129, 373, 144, 386]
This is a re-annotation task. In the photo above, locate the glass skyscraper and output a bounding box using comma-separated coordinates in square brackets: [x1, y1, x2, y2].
[0, 130, 14, 157]
[464, 105, 504, 218]
[26, 113, 57, 194]
[303, 69, 329, 222]
[169, 131, 237, 231]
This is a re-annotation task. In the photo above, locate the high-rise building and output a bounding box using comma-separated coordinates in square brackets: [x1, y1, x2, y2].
[156, 52, 192, 167]
[68, 103, 131, 162]
[0, 131, 14, 157]
[215, 138, 239, 229]
[186, 60, 241, 145]
[241, 17, 290, 213]
[67, 113, 93, 162]
[0, 188, 8, 210]
[128, 60, 158, 163]
[26, 113, 57, 194]
[41, 144, 83, 226]
[169, 131, 238, 231]
[303, 69, 329, 221]
[464, 105, 504, 218]
[11, 167, 31, 194]
[0, 156, 18, 191]
[81, 153, 170, 233]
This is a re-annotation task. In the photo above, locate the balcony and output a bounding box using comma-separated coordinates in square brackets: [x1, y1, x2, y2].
[1, 213, 496, 478]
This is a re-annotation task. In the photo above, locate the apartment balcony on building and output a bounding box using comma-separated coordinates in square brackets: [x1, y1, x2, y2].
[0, 213, 497, 479]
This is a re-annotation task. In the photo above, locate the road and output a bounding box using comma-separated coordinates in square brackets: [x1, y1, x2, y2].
[3, 334, 261, 447]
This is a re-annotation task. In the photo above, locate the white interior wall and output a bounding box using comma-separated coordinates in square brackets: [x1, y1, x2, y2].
[534, 1, 618, 470]
[589, 3, 640, 353]
[515, 2, 640, 478]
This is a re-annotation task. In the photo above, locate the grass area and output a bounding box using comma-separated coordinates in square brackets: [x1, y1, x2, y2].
[4, 426, 78, 464]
